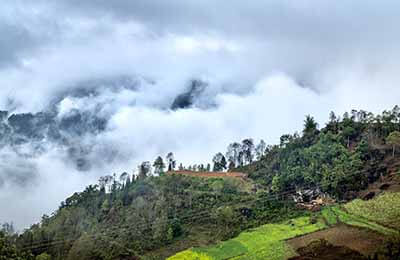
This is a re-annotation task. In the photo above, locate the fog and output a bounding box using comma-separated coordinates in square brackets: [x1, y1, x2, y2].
[1, 1, 400, 229]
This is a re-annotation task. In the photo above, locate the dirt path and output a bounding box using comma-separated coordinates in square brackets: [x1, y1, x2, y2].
[286, 224, 387, 256]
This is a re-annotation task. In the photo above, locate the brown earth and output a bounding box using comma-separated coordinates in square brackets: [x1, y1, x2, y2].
[287, 224, 387, 257]
[288, 239, 367, 260]
[359, 157, 400, 199]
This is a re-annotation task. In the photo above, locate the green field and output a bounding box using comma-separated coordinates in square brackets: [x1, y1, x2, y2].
[168, 192, 400, 260]
[168, 216, 324, 260]
[345, 192, 400, 230]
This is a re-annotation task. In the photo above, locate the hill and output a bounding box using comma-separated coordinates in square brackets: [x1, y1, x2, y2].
[2, 106, 400, 259]
[169, 192, 400, 259]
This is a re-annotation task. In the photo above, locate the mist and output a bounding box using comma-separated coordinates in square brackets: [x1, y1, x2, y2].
[1, 1, 400, 229]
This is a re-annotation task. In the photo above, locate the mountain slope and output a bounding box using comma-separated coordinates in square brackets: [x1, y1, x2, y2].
[169, 192, 400, 260]
[3, 106, 400, 260]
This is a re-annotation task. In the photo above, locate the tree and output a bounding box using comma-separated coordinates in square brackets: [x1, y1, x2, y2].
[166, 152, 176, 171]
[119, 172, 129, 188]
[242, 138, 255, 164]
[199, 164, 205, 171]
[138, 161, 151, 180]
[1, 223, 15, 235]
[226, 142, 241, 167]
[255, 139, 266, 160]
[302, 115, 319, 146]
[326, 111, 339, 134]
[228, 161, 235, 171]
[303, 115, 318, 135]
[0, 231, 26, 260]
[342, 126, 356, 148]
[212, 153, 227, 171]
[110, 173, 120, 194]
[99, 175, 113, 192]
[178, 163, 184, 170]
[386, 131, 400, 157]
[153, 156, 166, 175]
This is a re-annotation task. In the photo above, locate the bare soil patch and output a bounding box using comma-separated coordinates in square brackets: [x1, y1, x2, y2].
[288, 239, 367, 260]
[286, 224, 387, 256]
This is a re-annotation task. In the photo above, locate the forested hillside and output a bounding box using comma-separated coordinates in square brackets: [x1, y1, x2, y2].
[2, 106, 400, 259]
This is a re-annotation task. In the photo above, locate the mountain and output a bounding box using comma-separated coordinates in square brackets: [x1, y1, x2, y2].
[2, 106, 400, 259]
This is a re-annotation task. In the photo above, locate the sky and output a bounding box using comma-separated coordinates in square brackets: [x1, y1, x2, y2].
[1, 0, 400, 229]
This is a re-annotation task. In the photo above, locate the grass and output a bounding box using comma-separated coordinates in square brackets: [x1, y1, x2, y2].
[321, 206, 338, 226]
[168, 251, 212, 260]
[168, 192, 400, 260]
[192, 240, 248, 259]
[331, 206, 398, 236]
[344, 192, 400, 230]
[168, 216, 327, 260]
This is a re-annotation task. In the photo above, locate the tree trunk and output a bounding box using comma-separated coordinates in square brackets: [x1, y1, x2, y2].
[393, 145, 395, 157]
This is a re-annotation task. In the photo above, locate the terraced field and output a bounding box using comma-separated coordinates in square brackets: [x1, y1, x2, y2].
[168, 192, 400, 260]
[345, 192, 400, 230]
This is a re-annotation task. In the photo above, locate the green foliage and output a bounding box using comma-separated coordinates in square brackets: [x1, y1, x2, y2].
[169, 215, 326, 260]
[16, 174, 280, 259]
[331, 206, 398, 236]
[345, 192, 400, 230]
[0, 232, 32, 260]
[168, 251, 212, 260]
[238, 107, 400, 199]
[259, 131, 366, 199]
[171, 195, 400, 260]
[386, 131, 400, 156]
[321, 207, 338, 226]
[35, 253, 51, 260]
[12, 106, 400, 259]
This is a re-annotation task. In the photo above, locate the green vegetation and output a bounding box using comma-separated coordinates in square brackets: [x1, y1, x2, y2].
[0, 231, 33, 260]
[345, 192, 400, 230]
[331, 206, 397, 236]
[169, 198, 400, 260]
[386, 131, 400, 157]
[4, 106, 400, 259]
[14, 175, 303, 260]
[168, 251, 212, 260]
[169, 215, 325, 260]
[239, 107, 400, 200]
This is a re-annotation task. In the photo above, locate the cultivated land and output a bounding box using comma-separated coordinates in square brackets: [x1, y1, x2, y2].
[168, 191, 400, 260]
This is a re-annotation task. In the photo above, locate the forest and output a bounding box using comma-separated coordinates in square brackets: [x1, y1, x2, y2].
[2, 106, 400, 259]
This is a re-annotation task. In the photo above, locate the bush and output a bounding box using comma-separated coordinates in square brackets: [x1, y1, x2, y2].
[35, 253, 51, 260]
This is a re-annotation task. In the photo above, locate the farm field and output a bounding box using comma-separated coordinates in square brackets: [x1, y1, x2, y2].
[345, 192, 400, 230]
[168, 192, 400, 260]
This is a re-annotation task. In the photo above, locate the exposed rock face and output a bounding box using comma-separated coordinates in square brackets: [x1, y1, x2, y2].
[292, 188, 323, 203]
[171, 80, 207, 110]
